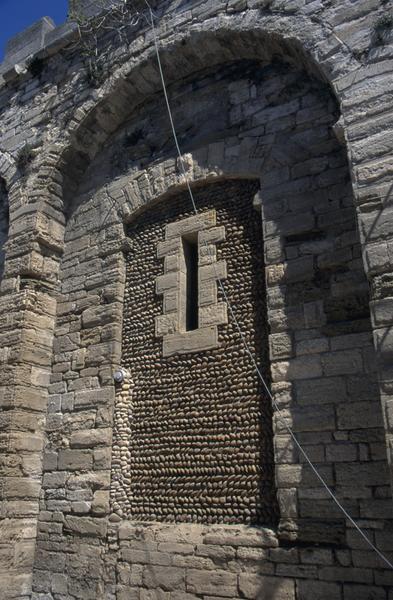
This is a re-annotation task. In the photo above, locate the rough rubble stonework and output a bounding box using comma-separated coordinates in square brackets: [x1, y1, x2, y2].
[115, 179, 278, 525]
[1, 0, 393, 599]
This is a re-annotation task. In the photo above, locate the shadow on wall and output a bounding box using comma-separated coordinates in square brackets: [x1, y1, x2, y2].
[257, 71, 393, 591]
[0, 178, 8, 281]
[361, 180, 393, 383]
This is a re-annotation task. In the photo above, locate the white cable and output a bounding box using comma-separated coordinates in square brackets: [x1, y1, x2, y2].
[145, 6, 393, 570]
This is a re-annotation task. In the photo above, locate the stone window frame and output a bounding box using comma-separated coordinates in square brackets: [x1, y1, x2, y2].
[155, 209, 228, 357]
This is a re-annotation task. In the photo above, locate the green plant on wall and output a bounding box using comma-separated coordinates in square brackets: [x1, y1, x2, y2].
[372, 12, 393, 45]
[68, 0, 83, 21]
[17, 144, 35, 172]
[69, 0, 103, 86]
[69, 0, 142, 87]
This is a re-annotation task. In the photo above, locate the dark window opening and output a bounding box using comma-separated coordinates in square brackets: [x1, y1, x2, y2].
[183, 235, 199, 331]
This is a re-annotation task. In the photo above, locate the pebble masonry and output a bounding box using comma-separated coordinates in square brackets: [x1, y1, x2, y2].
[1, 0, 393, 599]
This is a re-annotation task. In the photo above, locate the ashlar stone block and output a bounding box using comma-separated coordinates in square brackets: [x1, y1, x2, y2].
[238, 574, 295, 600]
[186, 569, 237, 597]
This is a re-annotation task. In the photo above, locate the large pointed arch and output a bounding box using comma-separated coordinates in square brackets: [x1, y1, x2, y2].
[26, 9, 360, 222]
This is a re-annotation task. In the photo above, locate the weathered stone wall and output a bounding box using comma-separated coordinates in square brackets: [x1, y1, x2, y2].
[0, 179, 8, 279]
[31, 52, 393, 598]
[0, 0, 393, 598]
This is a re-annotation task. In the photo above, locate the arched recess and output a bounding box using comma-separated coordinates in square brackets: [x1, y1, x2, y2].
[41, 47, 392, 558]
[114, 176, 280, 526]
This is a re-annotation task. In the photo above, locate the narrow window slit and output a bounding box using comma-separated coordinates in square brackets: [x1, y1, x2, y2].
[182, 234, 199, 331]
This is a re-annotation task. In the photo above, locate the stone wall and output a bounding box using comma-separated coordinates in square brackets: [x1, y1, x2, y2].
[32, 50, 393, 598]
[0, 179, 8, 279]
[0, 0, 393, 598]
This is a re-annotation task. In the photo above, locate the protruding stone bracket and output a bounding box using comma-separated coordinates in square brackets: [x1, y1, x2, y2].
[155, 209, 227, 357]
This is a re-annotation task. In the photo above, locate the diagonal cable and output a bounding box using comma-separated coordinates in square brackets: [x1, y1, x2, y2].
[144, 2, 393, 571]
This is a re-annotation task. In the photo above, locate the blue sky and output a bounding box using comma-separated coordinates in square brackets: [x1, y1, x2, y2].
[0, 0, 68, 61]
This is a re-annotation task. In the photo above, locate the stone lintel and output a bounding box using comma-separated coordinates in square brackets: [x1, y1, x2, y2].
[165, 210, 216, 240]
